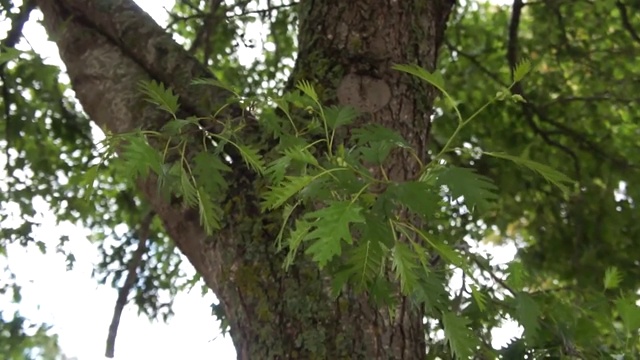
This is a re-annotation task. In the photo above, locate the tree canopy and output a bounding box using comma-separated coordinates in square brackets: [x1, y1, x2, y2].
[1, 0, 639, 358]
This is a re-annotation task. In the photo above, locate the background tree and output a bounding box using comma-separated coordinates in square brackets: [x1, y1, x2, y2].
[1, 0, 639, 359]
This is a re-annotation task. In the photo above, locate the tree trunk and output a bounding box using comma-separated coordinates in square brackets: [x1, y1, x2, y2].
[37, 0, 453, 358]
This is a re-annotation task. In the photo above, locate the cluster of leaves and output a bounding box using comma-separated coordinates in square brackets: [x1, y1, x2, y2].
[91, 57, 640, 358]
[1, 0, 299, 354]
[0, 311, 63, 360]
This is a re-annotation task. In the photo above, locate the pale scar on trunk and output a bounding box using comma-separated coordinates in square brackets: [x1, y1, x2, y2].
[337, 73, 391, 113]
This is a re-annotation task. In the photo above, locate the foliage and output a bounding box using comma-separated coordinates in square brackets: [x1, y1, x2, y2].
[94, 54, 636, 357]
[1, 0, 640, 358]
[0, 311, 62, 360]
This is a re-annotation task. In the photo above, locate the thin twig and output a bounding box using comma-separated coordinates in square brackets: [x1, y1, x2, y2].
[616, 0, 640, 45]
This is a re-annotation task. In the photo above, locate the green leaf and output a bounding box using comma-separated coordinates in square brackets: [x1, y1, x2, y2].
[192, 77, 239, 95]
[391, 242, 420, 294]
[511, 94, 527, 103]
[415, 230, 466, 269]
[362, 212, 394, 248]
[139, 80, 180, 115]
[392, 63, 445, 91]
[323, 105, 359, 130]
[435, 166, 498, 212]
[284, 220, 312, 269]
[236, 143, 265, 174]
[603, 266, 622, 290]
[342, 238, 386, 290]
[192, 152, 230, 196]
[352, 124, 411, 148]
[470, 285, 487, 312]
[353, 240, 386, 285]
[197, 188, 222, 234]
[0, 47, 21, 65]
[506, 261, 527, 290]
[296, 80, 319, 102]
[180, 170, 198, 206]
[388, 181, 441, 219]
[80, 165, 100, 200]
[303, 201, 366, 268]
[265, 156, 291, 183]
[513, 59, 532, 82]
[442, 311, 477, 360]
[161, 117, 199, 135]
[616, 297, 640, 332]
[120, 135, 164, 178]
[515, 293, 540, 340]
[276, 202, 299, 251]
[262, 175, 314, 210]
[484, 152, 575, 194]
[283, 146, 319, 167]
[352, 124, 411, 164]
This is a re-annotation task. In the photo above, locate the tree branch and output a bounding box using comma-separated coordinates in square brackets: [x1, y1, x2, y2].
[105, 211, 155, 358]
[507, 0, 581, 177]
[1, 0, 37, 191]
[616, 0, 640, 45]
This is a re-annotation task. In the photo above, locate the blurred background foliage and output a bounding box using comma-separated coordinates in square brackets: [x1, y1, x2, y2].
[0, 0, 639, 357]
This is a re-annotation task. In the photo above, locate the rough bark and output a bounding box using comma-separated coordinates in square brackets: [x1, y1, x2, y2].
[36, 0, 453, 358]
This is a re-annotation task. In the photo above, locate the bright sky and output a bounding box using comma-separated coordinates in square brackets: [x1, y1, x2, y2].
[1, 1, 518, 359]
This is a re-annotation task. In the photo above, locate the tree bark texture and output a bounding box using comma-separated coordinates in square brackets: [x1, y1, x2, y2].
[36, 0, 454, 358]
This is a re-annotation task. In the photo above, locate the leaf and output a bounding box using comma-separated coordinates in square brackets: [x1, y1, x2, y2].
[236, 144, 265, 174]
[392, 63, 445, 91]
[192, 77, 239, 95]
[442, 311, 477, 360]
[283, 220, 312, 269]
[603, 266, 622, 290]
[120, 135, 164, 178]
[391, 242, 420, 294]
[161, 117, 199, 135]
[276, 202, 299, 251]
[197, 188, 222, 234]
[483, 152, 575, 194]
[283, 146, 319, 167]
[0, 47, 21, 65]
[180, 170, 198, 206]
[470, 285, 487, 312]
[341, 238, 386, 290]
[513, 59, 531, 82]
[139, 80, 180, 115]
[353, 240, 386, 286]
[616, 297, 640, 332]
[296, 80, 319, 102]
[265, 156, 291, 183]
[352, 124, 411, 164]
[262, 175, 314, 211]
[303, 201, 366, 268]
[323, 105, 359, 130]
[80, 165, 100, 200]
[352, 124, 410, 148]
[515, 293, 540, 340]
[511, 94, 527, 103]
[506, 261, 527, 290]
[388, 181, 441, 219]
[435, 166, 498, 212]
[415, 230, 466, 269]
[362, 212, 394, 248]
[273, 98, 290, 118]
[192, 152, 230, 196]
